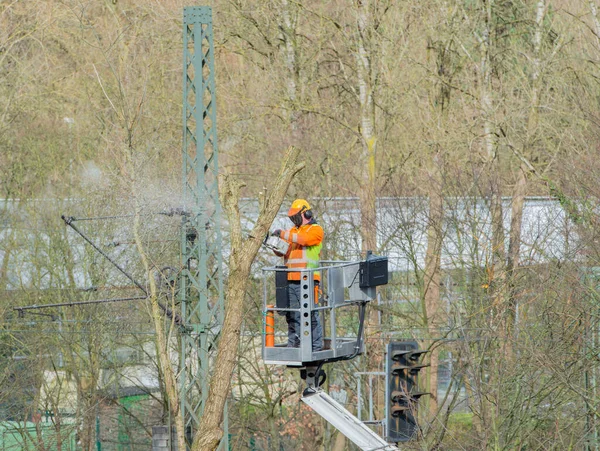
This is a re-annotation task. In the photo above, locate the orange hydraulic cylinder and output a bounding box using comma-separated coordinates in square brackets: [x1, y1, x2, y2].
[265, 305, 275, 347]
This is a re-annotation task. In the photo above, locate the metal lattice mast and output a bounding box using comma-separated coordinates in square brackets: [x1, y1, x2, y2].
[180, 6, 226, 442]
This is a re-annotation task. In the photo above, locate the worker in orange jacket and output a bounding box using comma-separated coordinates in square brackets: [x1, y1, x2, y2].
[271, 199, 324, 351]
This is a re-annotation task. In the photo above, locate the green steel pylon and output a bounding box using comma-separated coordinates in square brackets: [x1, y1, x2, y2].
[180, 6, 227, 448]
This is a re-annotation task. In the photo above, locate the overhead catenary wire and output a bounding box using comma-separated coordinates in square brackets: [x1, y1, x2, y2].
[14, 295, 148, 316]
[2, 328, 157, 335]
[62, 215, 148, 294]
[59, 215, 183, 325]
[1, 285, 143, 293]
[64, 208, 190, 222]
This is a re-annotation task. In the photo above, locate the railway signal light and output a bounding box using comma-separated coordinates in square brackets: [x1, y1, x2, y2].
[386, 341, 429, 442]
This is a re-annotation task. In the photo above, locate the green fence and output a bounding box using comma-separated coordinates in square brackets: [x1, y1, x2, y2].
[1, 395, 156, 450]
[1, 421, 77, 451]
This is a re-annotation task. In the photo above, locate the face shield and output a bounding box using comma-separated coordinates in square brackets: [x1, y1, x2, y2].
[289, 212, 303, 227]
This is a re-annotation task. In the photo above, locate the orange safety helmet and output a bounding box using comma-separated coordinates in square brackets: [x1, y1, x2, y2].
[288, 199, 311, 217]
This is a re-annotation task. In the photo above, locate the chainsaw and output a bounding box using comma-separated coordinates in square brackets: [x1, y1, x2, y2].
[263, 233, 290, 256]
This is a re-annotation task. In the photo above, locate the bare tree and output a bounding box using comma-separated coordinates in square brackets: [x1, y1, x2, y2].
[192, 146, 305, 451]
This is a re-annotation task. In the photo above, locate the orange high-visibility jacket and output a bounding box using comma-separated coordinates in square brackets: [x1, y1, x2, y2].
[278, 222, 324, 282]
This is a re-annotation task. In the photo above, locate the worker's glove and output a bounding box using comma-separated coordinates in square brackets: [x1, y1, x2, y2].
[271, 229, 282, 237]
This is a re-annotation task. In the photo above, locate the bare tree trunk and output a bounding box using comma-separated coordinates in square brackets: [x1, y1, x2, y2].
[506, 0, 547, 333]
[463, 369, 484, 437]
[132, 202, 186, 451]
[590, 0, 600, 50]
[478, 0, 506, 315]
[423, 153, 444, 417]
[268, 414, 280, 451]
[331, 430, 347, 451]
[506, 164, 526, 325]
[0, 229, 13, 292]
[81, 398, 95, 451]
[476, 1, 504, 436]
[356, 0, 377, 257]
[354, 8, 382, 415]
[489, 187, 506, 309]
[61, 315, 102, 451]
[354, 1, 384, 424]
[121, 127, 186, 449]
[192, 146, 305, 451]
[281, 0, 299, 136]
